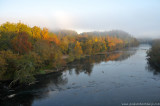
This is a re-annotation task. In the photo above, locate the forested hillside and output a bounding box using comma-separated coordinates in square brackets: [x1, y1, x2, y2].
[0, 22, 139, 86]
[81, 30, 139, 47]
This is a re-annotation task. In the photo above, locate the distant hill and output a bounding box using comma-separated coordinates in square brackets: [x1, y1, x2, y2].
[137, 38, 153, 44]
[53, 30, 78, 37]
[53, 30, 135, 39]
[52, 29, 138, 46]
[80, 30, 134, 41]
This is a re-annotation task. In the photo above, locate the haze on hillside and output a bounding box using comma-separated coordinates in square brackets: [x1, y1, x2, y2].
[0, 0, 160, 38]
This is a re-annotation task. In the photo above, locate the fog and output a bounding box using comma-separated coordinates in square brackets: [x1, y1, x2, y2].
[0, 0, 160, 38]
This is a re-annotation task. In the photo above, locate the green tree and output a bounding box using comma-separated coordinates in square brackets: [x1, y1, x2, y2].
[0, 50, 19, 81]
[83, 40, 92, 55]
[11, 55, 36, 86]
[92, 42, 102, 54]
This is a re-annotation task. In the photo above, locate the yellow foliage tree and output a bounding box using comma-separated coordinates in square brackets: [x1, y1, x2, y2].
[74, 41, 83, 58]
[32, 26, 41, 39]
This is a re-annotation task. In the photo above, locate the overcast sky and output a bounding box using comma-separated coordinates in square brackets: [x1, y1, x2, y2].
[0, 0, 160, 38]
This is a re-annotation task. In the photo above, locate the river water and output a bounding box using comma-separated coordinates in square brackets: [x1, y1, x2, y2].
[2, 44, 160, 106]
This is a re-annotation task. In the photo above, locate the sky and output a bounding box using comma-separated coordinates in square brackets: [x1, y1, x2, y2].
[0, 0, 160, 38]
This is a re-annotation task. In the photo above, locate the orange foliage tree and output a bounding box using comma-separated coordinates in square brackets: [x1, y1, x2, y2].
[49, 34, 60, 45]
[12, 32, 32, 54]
[41, 28, 49, 40]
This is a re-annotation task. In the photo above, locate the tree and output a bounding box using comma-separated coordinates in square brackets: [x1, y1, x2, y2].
[41, 28, 49, 40]
[11, 55, 36, 86]
[92, 42, 102, 54]
[73, 41, 83, 59]
[27, 52, 43, 69]
[147, 39, 160, 68]
[0, 56, 7, 72]
[83, 40, 93, 55]
[60, 36, 69, 54]
[100, 41, 107, 52]
[34, 39, 62, 67]
[49, 33, 60, 45]
[0, 22, 17, 33]
[16, 22, 32, 35]
[34, 40, 51, 63]
[12, 32, 32, 54]
[32, 26, 41, 39]
[0, 50, 19, 81]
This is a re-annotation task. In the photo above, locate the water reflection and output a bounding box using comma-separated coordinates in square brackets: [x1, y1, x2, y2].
[67, 49, 136, 76]
[1, 48, 137, 106]
[146, 61, 160, 75]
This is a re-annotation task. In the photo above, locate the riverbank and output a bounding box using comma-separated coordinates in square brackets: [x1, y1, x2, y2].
[2, 45, 158, 106]
[0, 45, 140, 102]
[147, 39, 160, 69]
[0, 46, 136, 86]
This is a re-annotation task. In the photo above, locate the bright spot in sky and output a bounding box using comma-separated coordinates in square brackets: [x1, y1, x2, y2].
[54, 11, 72, 29]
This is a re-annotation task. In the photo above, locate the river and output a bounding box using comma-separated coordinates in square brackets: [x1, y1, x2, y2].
[2, 44, 160, 106]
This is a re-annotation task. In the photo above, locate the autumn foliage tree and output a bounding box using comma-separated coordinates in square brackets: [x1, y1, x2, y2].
[73, 41, 83, 59]
[32, 26, 41, 39]
[82, 40, 93, 55]
[12, 32, 32, 54]
[41, 28, 49, 40]
[59, 36, 69, 54]
[49, 34, 60, 45]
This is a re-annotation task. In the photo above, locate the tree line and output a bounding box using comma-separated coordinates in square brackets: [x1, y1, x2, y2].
[0, 22, 139, 86]
[147, 39, 160, 70]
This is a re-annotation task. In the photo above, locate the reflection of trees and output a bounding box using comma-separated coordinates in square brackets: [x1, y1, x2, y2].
[105, 52, 122, 61]
[0, 48, 137, 106]
[0, 72, 68, 106]
[67, 49, 136, 76]
[67, 57, 94, 76]
[146, 61, 160, 75]
[114, 50, 137, 61]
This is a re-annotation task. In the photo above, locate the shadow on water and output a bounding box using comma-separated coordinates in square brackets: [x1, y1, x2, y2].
[0, 48, 137, 106]
[146, 61, 160, 75]
[1, 72, 68, 106]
